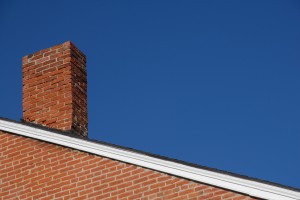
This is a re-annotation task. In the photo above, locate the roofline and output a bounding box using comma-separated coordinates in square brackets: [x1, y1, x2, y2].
[0, 118, 299, 200]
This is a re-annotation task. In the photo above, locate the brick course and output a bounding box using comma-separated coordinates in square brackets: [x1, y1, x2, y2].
[22, 41, 88, 137]
[0, 131, 257, 200]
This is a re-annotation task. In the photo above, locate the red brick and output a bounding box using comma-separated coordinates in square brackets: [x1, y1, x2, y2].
[1, 41, 258, 200]
[22, 41, 88, 137]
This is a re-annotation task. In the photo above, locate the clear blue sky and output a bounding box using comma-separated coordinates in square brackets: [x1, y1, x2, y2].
[1, 0, 299, 189]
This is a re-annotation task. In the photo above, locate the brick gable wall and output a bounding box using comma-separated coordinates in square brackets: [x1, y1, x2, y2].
[0, 131, 257, 200]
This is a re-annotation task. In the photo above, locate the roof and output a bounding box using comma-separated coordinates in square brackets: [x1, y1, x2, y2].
[0, 117, 299, 200]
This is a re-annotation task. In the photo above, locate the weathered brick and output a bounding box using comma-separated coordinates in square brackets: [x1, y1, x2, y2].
[22, 41, 88, 137]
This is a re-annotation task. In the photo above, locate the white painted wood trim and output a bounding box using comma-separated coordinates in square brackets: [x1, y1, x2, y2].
[0, 119, 299, 200]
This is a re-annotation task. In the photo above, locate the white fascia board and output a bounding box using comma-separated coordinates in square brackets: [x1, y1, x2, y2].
[0, 119, 299, 200]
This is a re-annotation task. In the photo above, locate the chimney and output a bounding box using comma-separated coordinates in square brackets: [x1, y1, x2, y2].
[22, 41, 88, 137]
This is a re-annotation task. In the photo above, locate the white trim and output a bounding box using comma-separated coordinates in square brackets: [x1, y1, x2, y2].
[0, 119, 299, 200]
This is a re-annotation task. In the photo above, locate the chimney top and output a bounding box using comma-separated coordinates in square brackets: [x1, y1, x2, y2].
[22, 41, 88, 137]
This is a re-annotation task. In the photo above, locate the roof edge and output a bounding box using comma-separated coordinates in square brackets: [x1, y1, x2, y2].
[0, 118, 299, 200]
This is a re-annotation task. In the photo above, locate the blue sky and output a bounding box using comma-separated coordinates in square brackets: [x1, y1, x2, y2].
[1, 0, 300, 188]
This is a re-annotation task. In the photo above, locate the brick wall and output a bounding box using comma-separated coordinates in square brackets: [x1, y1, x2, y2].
[22, 41, 88, 137]
[0, 131, 257, 200]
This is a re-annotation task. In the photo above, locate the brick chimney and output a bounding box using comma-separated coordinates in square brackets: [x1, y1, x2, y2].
[22, 41, 88, 137]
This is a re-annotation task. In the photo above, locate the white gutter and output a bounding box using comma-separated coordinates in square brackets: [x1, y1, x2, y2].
[0, 119, 299, 200]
